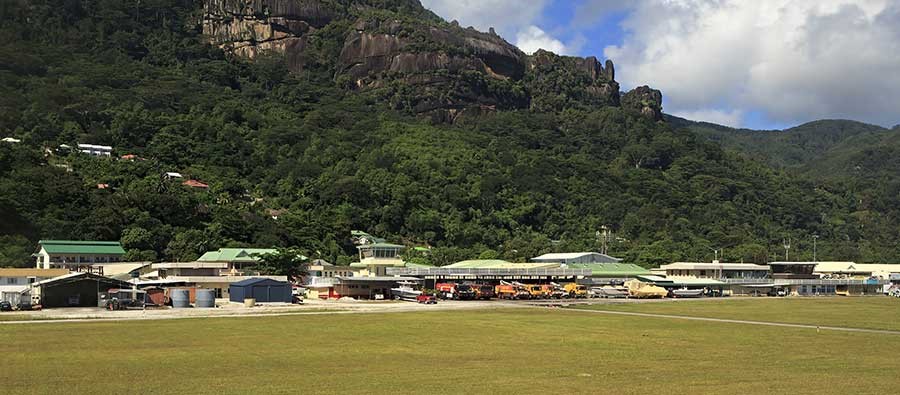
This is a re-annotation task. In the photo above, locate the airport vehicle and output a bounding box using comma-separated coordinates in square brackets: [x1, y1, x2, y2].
[495, 282, 530, 300]
[416, 294, 437, 304]
[455, 284, 478, 300]
[494, 284, 518, 299]
[545, 283, 567, 299]
[563, 283, 588, 298]
[474, 285, 495, 300]
[0, 301, 12, 311]
[435, 283, 457, 299]
[525, 284, 546, 299]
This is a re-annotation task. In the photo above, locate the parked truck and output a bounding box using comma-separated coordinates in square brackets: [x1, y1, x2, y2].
[455, 284, 478, 300]
[435, 283, 456, 300]
[547, 283, 567, 299]
[563, 283, 588, 298]
[474, 284, 495, 300]
[494, 284, 518, 299]
[495, 282, 531, 300]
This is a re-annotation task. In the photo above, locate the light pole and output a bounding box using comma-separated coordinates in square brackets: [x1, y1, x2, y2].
[783, 237, 791, 261]
[812, 235, 819, 262]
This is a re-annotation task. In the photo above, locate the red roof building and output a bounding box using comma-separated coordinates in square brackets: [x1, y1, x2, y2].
[182, 179, 209, 189]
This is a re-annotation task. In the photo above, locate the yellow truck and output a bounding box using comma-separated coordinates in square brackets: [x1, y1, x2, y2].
[563, 283, 588, 298]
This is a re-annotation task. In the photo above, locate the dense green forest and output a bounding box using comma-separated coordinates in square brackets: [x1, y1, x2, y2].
[1, 0, 898, 267]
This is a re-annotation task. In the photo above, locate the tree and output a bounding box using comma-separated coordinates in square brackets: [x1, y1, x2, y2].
[0, 235, 33, 267]
[253, 247, 309, 283]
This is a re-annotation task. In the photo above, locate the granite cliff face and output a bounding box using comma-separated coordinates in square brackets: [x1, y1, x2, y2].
[202, 0, 341, 72]
[202, 0, 663, 122]
[621, 86, 664, 121]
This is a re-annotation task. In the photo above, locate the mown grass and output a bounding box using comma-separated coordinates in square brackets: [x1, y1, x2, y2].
[0, 314, 34, 321]
[573, 297, 900, 331]
[1, 306, 899, 394]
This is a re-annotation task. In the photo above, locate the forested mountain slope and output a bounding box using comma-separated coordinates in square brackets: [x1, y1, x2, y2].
[667, 116, 892, 170]
[0, 0, 897, 267]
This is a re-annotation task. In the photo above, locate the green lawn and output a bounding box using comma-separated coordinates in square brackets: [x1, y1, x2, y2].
[574, 297, 900, 331]
[2, 307, 899, 394]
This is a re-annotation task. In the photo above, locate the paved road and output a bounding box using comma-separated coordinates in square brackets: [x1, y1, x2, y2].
[564, 308, 900, 335]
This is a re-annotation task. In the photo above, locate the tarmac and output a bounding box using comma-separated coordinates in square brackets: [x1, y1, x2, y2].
[5, 297, 897, 336]
[0, 296, 703, 324]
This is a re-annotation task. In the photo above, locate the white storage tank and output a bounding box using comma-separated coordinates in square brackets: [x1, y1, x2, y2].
[195, 289, 216, 308]
[170, 288, 190, 308]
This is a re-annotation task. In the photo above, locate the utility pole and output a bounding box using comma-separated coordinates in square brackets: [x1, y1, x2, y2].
[783, 237, 791, 261]
[812, 235, 819, 262]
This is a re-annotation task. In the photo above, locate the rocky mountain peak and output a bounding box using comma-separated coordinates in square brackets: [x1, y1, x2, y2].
[202, 0, 664, 122]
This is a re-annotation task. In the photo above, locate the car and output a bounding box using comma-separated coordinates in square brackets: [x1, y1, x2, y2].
[416, 294, 437, 304]
[0, 301, 12, 312]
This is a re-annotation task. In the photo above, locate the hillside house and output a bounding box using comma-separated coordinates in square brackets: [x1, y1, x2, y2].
[77, 144, 113, 157]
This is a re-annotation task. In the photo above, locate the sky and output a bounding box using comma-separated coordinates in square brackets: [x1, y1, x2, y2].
[419, 0, 900, 130]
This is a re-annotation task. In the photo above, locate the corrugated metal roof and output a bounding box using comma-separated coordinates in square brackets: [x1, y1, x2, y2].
[563, 263, 650, 276]
[349, 258, 406, 268]
[231, 277, 289, 287]
[152, 262, 229, 269]
[813, 262, 900, 274]
[0, 268, 69, 278]
[444, 260, 558, 269]
[31, 272, 129, 287]
[356, 243, 405, 249]
[92, 262, 150, 276]
[660, 262, 770, 271]
[532, 252, 622, 262]
[337, 276, 420, 282]
[197, 248, 278, 262]
[38, 240, 126, 255]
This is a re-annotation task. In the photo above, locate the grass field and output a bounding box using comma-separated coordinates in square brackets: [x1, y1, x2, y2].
[574, 297, 900, 331]
[2, 300, 900, 394]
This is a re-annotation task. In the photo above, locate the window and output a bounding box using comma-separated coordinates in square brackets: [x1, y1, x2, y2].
[6, 278, 16, 285]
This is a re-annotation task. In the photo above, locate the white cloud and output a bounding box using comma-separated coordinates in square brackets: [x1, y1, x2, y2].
[601, 0, 900, 128]
[672, 109, 744, 128]
[515, 26, 570, 55]
[419, 0, 549, 40]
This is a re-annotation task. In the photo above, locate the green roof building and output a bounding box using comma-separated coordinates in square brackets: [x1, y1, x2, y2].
[35, 240, 126, 269]
[197, 248, 279, 263]
[444, 260, 558, 269]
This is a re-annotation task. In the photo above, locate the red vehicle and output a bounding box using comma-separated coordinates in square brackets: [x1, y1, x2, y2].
[473, 285, 495, 300]
[416, 294, 437, 304]
[435, 283, 456, 299]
